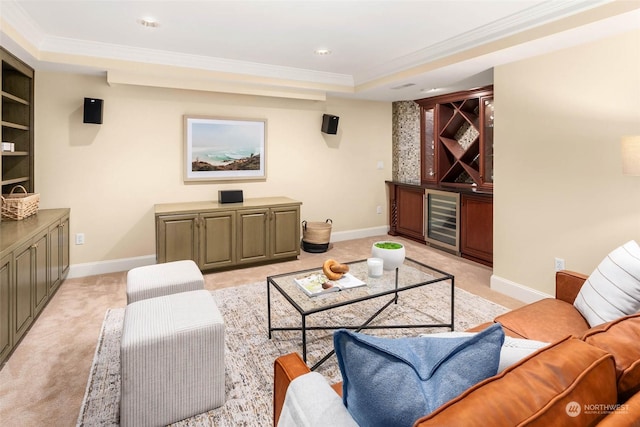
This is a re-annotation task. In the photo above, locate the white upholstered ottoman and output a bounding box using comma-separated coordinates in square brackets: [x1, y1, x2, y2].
[126, 260, 204, 304]
[120, 290, 225, 427]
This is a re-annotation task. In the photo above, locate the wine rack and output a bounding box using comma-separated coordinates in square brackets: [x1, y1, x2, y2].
[417, 86, 493, 190]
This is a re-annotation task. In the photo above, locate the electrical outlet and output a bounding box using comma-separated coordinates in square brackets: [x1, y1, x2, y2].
[554, 257, 565, 272]
[376, 205, 382, 214]
[76, 233, 85, 245]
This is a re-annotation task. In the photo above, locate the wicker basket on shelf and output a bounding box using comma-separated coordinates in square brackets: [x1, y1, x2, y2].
[1, 185, 40, 220]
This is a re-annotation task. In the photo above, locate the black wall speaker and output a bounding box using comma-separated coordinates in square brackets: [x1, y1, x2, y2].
[83, 98, 103, 124]
[321, 114, 339, 134]
[218, 190, 244, 204]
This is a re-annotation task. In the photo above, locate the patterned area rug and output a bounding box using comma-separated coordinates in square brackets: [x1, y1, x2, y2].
[76, 280, 508, 426]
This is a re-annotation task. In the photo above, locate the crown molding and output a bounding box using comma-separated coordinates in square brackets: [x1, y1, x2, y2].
[1, 0, 627, 101]
[7, 0, 605, 89]
[40, 35, 355, 87]
[354, 0, 613, 84]
[2, 0, 354, 88]
[0, 0, 46, 48]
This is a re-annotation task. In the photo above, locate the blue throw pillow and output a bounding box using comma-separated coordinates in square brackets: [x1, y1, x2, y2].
[333, 323, 505, 427]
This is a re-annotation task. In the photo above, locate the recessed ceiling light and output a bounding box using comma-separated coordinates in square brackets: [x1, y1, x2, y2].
[314, 49, 331, 56]
[420, 88, 440, 93]
[138, 18, 160, 28]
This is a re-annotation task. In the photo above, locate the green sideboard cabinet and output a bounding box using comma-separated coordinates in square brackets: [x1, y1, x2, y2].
[201, 210, 237, 269]
[0, 253, 11, 364]
[48, 214, 69, 294]
[0, 209, 70, 366]
[155, 197, 301, 271]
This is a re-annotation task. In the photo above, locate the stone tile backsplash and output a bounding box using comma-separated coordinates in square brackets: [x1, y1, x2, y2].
[392, 101, 421, 183]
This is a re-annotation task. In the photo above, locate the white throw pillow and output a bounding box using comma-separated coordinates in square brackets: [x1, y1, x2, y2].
[498, 336, 549, 372]
[278, 372, 358, 427]
[574, 240, 640, 327]
[419, 331, 548, 372]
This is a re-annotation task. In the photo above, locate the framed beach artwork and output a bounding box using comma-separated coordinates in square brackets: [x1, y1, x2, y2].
[184, 116, 267, 182]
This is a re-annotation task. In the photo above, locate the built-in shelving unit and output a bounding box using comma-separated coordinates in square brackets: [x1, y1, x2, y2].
[438, 98, 481, 184]
[417, 86, 493, 190]
[387, 86, 494, 266]
[1, 47, 34, 197]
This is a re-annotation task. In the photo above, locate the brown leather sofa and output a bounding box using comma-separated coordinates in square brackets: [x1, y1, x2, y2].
[273, 270, 640, 426]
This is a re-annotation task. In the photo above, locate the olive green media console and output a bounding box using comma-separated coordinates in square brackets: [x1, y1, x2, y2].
[155, 197, 301, 271]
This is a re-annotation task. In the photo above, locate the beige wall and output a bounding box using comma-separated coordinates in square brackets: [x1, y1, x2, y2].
[32, 29, 639, 286]
[493, 29, 640, 298]
[34, 73, 392, 268]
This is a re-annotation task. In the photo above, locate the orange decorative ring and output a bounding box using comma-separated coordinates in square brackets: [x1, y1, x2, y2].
[322, 259, 343, 280]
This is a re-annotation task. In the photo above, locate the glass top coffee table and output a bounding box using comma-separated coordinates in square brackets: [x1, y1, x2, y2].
[267, 257, 454, 370]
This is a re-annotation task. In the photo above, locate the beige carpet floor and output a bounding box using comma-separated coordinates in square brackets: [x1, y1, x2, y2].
[0, 235, 524, 426]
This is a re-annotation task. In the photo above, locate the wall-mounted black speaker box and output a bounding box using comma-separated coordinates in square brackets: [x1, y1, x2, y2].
[321, 114, 339, 134]
[83, 98, 103, 124]
[218, 190, 244, 204]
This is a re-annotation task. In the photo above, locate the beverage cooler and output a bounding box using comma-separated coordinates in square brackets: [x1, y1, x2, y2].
[424, 189, 460, 254]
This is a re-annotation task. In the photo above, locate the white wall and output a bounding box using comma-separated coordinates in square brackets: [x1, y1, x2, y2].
[34, 73, 392, 271]
[493, 29, 640, 299]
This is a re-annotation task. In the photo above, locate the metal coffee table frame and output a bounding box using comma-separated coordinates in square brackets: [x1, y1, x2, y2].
[267, 257, 455, 370]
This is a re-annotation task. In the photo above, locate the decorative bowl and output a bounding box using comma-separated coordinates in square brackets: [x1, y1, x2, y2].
[371, 241, 405, 270]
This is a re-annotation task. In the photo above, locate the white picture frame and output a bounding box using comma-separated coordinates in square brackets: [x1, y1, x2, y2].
[184, 115, 267, 182]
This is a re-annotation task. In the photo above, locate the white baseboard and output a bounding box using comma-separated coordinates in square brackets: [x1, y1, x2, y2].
[330, 225, 389, 242]
[66, 226, 390, 279]
[67, 255, 156, 279]
[490, 274, 553, 304]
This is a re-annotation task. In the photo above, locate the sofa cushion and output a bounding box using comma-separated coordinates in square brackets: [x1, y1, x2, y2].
[596, 389, 640, 426]
[493, 298, 590, 342]
[414, 337, 618, 427]
[581, 312, 640, 401]
[574, 240, 640, 327]
[333, 323, 504, 427]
